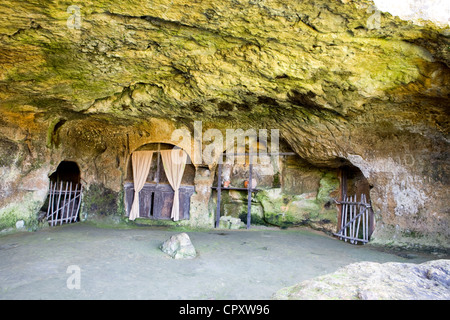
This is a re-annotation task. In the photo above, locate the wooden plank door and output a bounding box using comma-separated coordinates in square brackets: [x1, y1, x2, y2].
[139, 187, 153, 218]
[153, 185, 174, 220]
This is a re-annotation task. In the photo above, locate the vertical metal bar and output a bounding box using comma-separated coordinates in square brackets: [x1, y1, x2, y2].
[215, 162, 223, 228]
[246, 155, 253, 230]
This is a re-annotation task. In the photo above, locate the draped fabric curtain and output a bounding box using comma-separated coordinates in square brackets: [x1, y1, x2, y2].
[160, 148, 187, 221]
[129, 151, 154, 221]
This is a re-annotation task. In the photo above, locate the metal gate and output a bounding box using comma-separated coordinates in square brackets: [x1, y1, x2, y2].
[334, 194, 372, 244]
[46, 181, 83, 226]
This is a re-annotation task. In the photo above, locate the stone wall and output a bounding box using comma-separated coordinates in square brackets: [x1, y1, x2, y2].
[0, 0, 448, 249]
[210, 152, 341, 232]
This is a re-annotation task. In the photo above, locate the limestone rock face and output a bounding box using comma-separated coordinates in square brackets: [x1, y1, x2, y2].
[160, 233, 197, 259]
[219, 216, 244, 229]
[0, 0, 448, 248]
[273, 259, 450, 300]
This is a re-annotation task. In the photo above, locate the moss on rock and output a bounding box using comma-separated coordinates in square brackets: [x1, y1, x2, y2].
[256, 171, 339, 231]
[81, 183, 120, 218]
[0, 194, 42, 231]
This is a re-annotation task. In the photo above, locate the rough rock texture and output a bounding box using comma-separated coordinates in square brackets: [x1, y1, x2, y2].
[0, 1, 449, 248]
[273, 259, 450, 300]
[160, 232, 197, 259]
[215, 152, 341, 231]
[219, 215, 244, 229]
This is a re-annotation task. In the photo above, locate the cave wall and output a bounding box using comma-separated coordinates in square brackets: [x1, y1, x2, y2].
[212, 152, 341, 232]
[0, 0, 448, 249]
[0, 111, 51, 230]
[0, 108, 448, 248]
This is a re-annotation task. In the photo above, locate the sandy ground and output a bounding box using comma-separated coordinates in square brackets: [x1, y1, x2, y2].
[0, 223, 443, 300]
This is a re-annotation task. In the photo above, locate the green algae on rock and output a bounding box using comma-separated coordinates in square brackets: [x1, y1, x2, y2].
[0, 0, 448, 250]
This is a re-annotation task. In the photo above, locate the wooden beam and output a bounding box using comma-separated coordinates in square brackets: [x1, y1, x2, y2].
[55, 181, 63, 227]
[215, 163, 222, 228]
[46, 181, 53, 224]
[337, 168, 347, 233]
[74, 185, 83, 222]
[246, 156, 253, 229]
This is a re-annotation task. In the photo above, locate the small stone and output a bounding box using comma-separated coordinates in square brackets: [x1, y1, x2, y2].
[219, 217, 231, 229]
[15, 220, 25, 229]
[229, 217, 242, 229]
[160, 233, 197, 259]
[219, 216, 243, 229]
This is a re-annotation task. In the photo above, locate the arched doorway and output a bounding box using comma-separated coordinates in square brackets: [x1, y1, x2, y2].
[335, 164, 375, 244]
[124, 143, 195, 221]
[46, 161, 83, 226]
[49, 161, 80, 184]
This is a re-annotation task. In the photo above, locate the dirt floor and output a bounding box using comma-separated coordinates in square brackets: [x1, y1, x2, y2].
[0, 222, 445, 300]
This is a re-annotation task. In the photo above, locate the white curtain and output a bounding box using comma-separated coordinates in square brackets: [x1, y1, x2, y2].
[160, 148, 187, 221]
[129, 151, 154, 221]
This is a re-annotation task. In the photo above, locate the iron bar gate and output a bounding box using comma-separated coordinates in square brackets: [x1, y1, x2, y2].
[334, 194, 371, 244]
[46, 181, 83, 226]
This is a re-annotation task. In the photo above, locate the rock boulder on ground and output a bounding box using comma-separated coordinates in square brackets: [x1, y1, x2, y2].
[160, 233, 197, 259]
[273, 259, 450, 300]
[219, 216, 244, 229]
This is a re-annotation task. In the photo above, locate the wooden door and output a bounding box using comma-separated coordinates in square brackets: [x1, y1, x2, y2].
[124, 183, 194, 220]
[153, 185, 174, 220]
[139, 187, 153, 218]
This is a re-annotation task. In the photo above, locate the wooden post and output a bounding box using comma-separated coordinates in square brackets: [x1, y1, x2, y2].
[61, 182, 69, 225]
[54, 181, 63, 227]
[215, 162, 222, 228]
[46, 181, 53, 224]
[355, 195, 362, 242]
[65, 182, 72, 224]
[337, 168, 347, 233]
[246, 155, 253, 229]
[70, 183, 78, 223]
[51, 181, 57, 225]
[74, 185, 83, 222]
[362, 194, 367, 242]
[343, 196, 348, 242]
